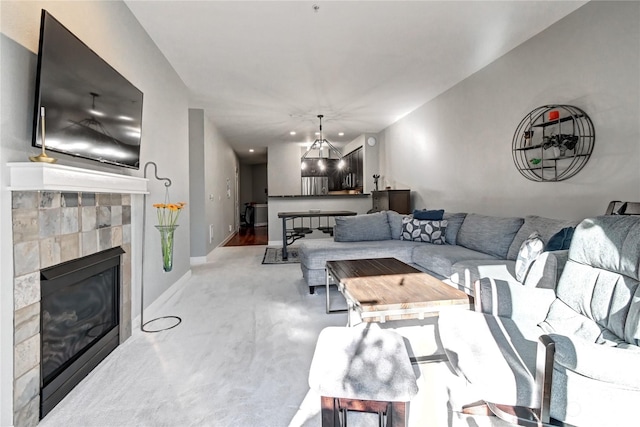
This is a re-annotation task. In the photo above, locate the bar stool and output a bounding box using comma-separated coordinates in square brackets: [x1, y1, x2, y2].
[308, 326, 418, 427]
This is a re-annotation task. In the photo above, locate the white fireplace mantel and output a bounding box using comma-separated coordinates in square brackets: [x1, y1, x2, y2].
[7, 162, 148, 194]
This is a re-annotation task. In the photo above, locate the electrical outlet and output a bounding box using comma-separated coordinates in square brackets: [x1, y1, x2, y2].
[228, 224, 233, 232]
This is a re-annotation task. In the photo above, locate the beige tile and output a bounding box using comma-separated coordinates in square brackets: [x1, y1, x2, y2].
[12, 192, 38, 210]
[39, 191, 60, 208]
[98, 227, 112, 251]
[14, 334, 39, 379]
[82, 206, 97, 231]
[39, 237, 60, 269]
[122, 224, 132, 244]
[111, 226, 123, 247]
[97, 193, 111, 206]
[12, 209, 39, 243]
[61, 207, 79, 234]
[13, 241, 40, 276]
[111, 205, 122, 226]
[14, 273, 40, 312]
[14, 366, 39, 411]
[13, 395, 39, 427]
[82, 230, 98, 257]
[122, 205, 131, 225]
[38, 208, 60, 238]
[15, 303, 40, 343]
[111, 193, 122, 206]
[121, 193, 131, 206]
[97, 206, 111, 228]
[58, 233, 80, 263]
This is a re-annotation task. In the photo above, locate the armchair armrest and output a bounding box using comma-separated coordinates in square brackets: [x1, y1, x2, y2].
[474, 277, 556, 324]
[523, 250, 569, 289]
[546, 333, 640, 389]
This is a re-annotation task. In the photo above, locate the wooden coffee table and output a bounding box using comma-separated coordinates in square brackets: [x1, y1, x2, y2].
[325, 258, 471, 326]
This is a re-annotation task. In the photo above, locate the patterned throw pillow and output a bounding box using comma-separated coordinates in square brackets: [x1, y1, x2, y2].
[515, 232, 545, 282]
[400, 218, 448, 244]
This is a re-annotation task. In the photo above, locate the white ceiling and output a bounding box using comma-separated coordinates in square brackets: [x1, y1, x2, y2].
[125, 0, 586, 164]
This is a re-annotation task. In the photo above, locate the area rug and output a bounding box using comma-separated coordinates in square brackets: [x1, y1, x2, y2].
[262, 247, 300, 264]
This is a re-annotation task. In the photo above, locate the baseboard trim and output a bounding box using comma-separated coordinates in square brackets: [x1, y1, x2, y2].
[190, 256, 207, 265]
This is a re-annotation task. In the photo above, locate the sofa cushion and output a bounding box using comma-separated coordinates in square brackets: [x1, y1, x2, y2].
[412, 243, 498, 279]
[386, 210, 407, 240]
[506, 215, 579, 260]
[400, 218, 447, 244]
[515, 232, 545, 282]
[443, 212, 467, 246]
[334, 212, 391, 242]
[299, 239, 417, 270]
[413, 209, 444, 220]
[457, 213, 524, 259]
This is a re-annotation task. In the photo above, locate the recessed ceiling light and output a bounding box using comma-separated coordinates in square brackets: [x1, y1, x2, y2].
[315, 132, 320, 136]
[290, 131, 296, 135]
[249, 149, 254, 153]
[338, 132, 344, 136]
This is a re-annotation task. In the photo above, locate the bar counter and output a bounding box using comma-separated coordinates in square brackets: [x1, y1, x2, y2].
[267, 194, 372, 245]
[268, 193, 370, 198]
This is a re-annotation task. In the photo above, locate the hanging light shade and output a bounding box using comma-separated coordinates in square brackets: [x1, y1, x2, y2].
[301, 115, 343, 169]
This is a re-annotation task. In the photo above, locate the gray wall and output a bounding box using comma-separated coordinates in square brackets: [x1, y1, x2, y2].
[189, 109, 239, 257]
[267, 143, 301, 195]
[189, 110, 207, 256]
[1, 2, 190, 423]
[380, 1, 640, 219]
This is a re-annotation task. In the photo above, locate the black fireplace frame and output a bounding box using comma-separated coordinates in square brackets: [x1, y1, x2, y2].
[40, 246, 124, 418]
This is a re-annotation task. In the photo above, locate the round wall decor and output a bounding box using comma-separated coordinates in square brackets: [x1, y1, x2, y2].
[512, 105, 595, 182]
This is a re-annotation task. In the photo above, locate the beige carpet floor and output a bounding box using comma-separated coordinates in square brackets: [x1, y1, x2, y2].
[38, 245, 514, 427]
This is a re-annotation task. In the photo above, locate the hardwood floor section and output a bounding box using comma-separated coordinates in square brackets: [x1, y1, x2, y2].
[224, 226, 268, 246]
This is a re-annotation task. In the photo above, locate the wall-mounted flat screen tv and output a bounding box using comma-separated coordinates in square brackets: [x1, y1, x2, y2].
[32, 10, 143, 169]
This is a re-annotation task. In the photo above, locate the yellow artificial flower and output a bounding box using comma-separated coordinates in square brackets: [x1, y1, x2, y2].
[154, 201, 186, 227]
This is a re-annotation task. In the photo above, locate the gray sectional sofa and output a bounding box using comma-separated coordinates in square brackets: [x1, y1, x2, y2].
[298, 210, 578, 295]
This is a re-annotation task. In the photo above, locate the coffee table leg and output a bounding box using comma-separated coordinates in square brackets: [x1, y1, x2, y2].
[325, 268, 347, 315]
[325, 268, 331, 313]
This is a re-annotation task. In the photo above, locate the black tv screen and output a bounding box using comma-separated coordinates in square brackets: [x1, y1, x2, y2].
[32, 10, 143, 169]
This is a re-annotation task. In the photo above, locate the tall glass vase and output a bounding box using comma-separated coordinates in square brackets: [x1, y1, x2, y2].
[155, 225, 178, 272]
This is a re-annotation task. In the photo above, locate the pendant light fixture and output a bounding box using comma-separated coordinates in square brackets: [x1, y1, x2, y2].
[301, 115, 344, 170]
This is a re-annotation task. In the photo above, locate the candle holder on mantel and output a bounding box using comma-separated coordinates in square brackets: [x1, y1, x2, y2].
[30, 106, 57, 163]
[140, 161, 182, 333]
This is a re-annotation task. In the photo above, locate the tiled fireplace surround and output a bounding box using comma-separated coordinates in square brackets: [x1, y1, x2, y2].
[8, 163, 147, 427]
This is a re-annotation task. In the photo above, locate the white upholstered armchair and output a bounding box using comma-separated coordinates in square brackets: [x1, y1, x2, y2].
[438, 215, 640, 426]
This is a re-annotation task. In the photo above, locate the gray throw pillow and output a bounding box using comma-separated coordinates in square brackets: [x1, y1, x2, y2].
[443, 212, 467, 245]
[515, 232, 545, 282]
[386, 210, 407, 240]
[457, 213, 524, 258]
[334, 212, 392, 242]
[400, 218, 447, 244]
